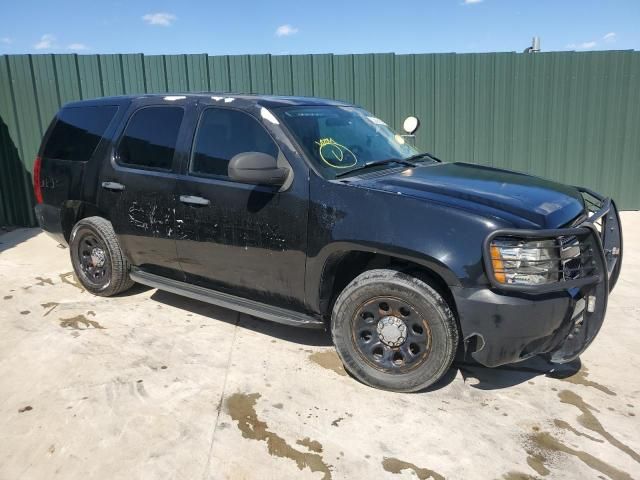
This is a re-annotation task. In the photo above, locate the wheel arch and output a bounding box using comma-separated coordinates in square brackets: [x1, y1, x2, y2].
[60, 200, 106, 243]
[316, 246, 460, 319]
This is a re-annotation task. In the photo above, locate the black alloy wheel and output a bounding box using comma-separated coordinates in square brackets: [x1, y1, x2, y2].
[351, 296, 432, 373]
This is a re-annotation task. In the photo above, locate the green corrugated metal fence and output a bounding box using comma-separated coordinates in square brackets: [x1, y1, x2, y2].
[1, 51, 639, 226]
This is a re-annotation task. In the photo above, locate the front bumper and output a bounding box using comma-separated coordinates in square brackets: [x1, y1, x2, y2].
[453, 191, 622, 368]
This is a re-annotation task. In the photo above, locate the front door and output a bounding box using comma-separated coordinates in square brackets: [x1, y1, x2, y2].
[174, 106, 308, 309]
[98, 103, 189, 281]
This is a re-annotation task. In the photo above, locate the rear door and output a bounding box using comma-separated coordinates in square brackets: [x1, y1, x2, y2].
[97, 101, 192, 281]
[174, 105, 309, 309]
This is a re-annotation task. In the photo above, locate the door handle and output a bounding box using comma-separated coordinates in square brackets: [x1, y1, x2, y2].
[101, 181, 125, 192]
[180, 195, 210, 206]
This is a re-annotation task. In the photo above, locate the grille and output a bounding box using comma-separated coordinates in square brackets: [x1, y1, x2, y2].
[560, 235, 596, 281]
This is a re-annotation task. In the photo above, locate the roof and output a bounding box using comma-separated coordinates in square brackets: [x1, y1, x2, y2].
[63, 93, 353, 109]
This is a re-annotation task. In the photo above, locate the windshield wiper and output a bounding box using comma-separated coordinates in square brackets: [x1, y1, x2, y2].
[335, 152, 442, 179]
[405, 152, 442, 163]
[335, 158, 415, 178]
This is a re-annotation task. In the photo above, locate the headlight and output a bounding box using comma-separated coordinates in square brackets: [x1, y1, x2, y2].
[489, 238, 560, 285]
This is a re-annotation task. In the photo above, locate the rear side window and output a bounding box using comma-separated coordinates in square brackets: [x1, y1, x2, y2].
[190, 108, 278, 178]
[43, 105, 118, 161]
[117, 106, 184, 170]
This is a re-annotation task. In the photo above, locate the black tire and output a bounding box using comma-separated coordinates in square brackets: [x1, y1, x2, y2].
[69, 216, 134, 296]
[331, 269, 458, 392]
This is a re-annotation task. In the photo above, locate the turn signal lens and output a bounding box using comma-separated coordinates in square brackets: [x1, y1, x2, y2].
[490, 245, 506, 283]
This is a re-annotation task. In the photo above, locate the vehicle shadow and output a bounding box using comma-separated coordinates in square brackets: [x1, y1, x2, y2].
[0, 115, 35, 228]
[0, 227, 43, 253]
[453, 356, 582, 390]
[150, 289, 333, 347]
[147, 288, 580, 390]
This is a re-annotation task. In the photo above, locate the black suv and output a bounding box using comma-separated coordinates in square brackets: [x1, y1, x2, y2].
[34, 94, 623, 392]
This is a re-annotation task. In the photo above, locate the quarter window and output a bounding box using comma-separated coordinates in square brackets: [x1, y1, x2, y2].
[117, 106, 184, 170]
[44, 105, 118, 162]
[190, 108, 278, 178]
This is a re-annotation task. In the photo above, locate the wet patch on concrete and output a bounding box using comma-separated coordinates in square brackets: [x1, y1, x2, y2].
[41, 302, 59, 316]
[226, 392, 331, 479]
[553, 419, 604, 443]
[558, 390, 639, 463]
[331, 417, 344, 427]
[502, 472, 539, 480]
[527, 430, 632, 480]
[59, 272, 84, 291]
[59, 313, 105, 330]
[382, 457, 445, 480]
[35, 276, 54, 287]
[18, 405, 33, 413]
[296, 437, 323, 453]
[136, 381, 148, 398]
[308, 351, 347, 377]
[525, 449, 550, 477]
[548, 365, 615, 396]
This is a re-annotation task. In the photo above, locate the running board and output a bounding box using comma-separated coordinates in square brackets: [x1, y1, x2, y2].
[130, 268, 324, 329]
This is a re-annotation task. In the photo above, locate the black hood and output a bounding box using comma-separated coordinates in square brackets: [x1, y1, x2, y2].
[354, 162, 585, 228]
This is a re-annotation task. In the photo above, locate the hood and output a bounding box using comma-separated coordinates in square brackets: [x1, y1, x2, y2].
[354, 162, 585, 228]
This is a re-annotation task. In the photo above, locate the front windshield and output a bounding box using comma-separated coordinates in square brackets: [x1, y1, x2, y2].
[275, 106, 418, 179]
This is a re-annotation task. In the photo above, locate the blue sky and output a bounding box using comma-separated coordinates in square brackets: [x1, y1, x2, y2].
[0, 0, 638, 55]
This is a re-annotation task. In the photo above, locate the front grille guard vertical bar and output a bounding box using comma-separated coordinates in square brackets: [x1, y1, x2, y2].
[577, 187, 623, 292]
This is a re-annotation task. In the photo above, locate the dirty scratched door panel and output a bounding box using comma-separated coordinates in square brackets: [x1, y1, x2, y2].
[101, 171, 182, 280]
[175, 178, 308, 309]
[174, 107, 308, 309]
[97, 103, 186, 281]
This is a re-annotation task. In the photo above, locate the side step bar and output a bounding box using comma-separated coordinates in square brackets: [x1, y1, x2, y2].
[130, 268, 325, 329]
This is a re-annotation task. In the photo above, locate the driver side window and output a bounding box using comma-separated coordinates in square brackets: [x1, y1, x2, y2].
[190, 108, 278, 179]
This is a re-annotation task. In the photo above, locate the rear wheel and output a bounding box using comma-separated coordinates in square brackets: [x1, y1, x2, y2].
[69, 216, 134, 296]
[331, 269, 458, 392]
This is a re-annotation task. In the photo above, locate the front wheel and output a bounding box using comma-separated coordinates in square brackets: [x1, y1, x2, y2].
[331, 269, 458, 392]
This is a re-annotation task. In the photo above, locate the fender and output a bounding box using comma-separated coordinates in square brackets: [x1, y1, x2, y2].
[305, 174, 513, 314]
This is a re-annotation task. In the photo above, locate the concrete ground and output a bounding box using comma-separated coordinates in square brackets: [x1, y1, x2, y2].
[0, 214, 639, 480]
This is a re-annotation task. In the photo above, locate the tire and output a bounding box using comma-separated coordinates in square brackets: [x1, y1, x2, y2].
[69, 216, 134, 296]
[331, 269, 458, 392]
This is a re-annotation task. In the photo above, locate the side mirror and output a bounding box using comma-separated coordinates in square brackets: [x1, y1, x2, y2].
[228, 152, 289, 186]
[402, 116, 420, 135]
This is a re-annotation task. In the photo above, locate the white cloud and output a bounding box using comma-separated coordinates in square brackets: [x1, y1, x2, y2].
[579, 41, 597, 49]
[275, 24, 299, 37]
[566, 41, 597, 50]
[34, 34, 56, 50]
[603, 32, 616, 43]
[463, 0, 483, 4]
[1, 37, 13, 45]
[67, 43, 89, 51]
[142, 12, 176, 26]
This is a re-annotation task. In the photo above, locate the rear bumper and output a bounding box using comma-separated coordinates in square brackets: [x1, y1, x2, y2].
[453, 193, 622, 367]
[34, 204, 67, 246]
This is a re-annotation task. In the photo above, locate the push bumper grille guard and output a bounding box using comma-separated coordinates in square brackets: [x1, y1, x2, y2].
[481, 188, 623, 363]
[482, 189, 622, 294]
